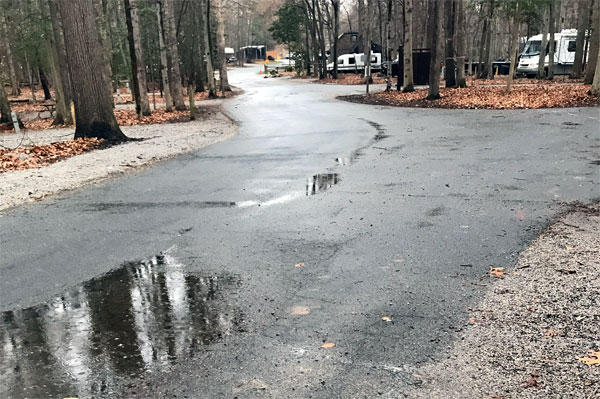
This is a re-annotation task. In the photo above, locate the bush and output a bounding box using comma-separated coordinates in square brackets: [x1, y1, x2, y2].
[285, 66, 294, 72]
[270, 69, 278, 76]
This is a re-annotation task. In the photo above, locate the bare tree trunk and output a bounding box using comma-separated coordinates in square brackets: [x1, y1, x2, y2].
[385, 0, 393, 91]
[57, 0, 126, 141]
[91, 0, 115, 103]
[25, 54, 37, 104]
[47, 0, 73, 125]
[214, 0, 231, 92]
[547, 0, 558, 80]
[591, 39, 600, 94]
[331, 0, 339, 79]
[365, 0, 372, 92]
[455, 0, 467, 87]
[571, 0, 590, 78]
[584, 0, 599, 84]
[537, 7, 549, 78]
[124, 0, 151, 118]
[0, 13, 20, 96]
[427, 0, 442, 99]
[202, 0, 217, 97]
[507, 2, 520, 91]
[0, 74, 12, 123]
[161, 0, 185, 109]
[402, 0, 414, 92]
[481, 0, 495, 79]
[156, 0, 173, 111]
[445, 0, 457, 87]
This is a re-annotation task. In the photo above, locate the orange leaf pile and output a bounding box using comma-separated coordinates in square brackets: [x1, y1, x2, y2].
[320, 74, 391, 85]
[490, 267, 505, 278]
[341, 84, 599, 109]
[0, 138, 104, 173]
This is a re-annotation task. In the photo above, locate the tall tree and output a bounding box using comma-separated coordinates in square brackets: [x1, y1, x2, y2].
[402, 0, 414, 92]
[455, 0, 467, 87]
[201, 0, 217, 97]
[331, 0, 340, 79]
[547, 0, 558, 79]
[537, 7, 550, 78]
[91, 0, 115, 103]
[571, 0, 590, 78]
[0, 74, 12, 123]
[57, 0, 126, 141]
[481, 0, 496, 79]
[445, 0, 457, 87]
[0, 11, 20, 96]
[161, 0, 185, 110]
[156, 0, 173, 111]
[584, 0, 599, 84]
[507, 0, 521, 91]
[214, 0, 231, 92]
[124, 0, 151, 118]
[591, 37, 600, 94]
[364, 0, 372, 92]
[427, 0, 443, 99]
[48, 0, 73, 125]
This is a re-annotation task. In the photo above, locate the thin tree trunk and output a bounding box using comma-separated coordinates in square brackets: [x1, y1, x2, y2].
[0, 74, 12, 123]
[331, 0, 339, 79]
[124, 0, 151, 118]
[214, 0, 231, 92]
[402, 0, 414, 92]
[507, 2, 520, 91]
[57, 0, 126, 141]
[365, 0, 372, 92]
[386, 0, 392, 91]
[445, 0, 457, 87]
[156, 0, 173, 111]
[584, 0, 599, 84]
[547, 0, 557, 80]
[571, 0, 590, 78]
[188, 83, 196, 119]
[202, 0, 217, 97]
[427, 0, 442, 99]
[25, 54, 37, 104]
[39, 68, 52, 100]
[591, 38, 600, 94]
[481, 0, 495, 79]
[455, 0, 467, 87]
[0, 13, 20, 96]
[537, 7, 549, 78]
[47, 0, 73, 125]
[161, 0, 186, 109]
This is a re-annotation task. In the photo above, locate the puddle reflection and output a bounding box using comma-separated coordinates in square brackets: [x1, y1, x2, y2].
[306, 173, 340, 196]
[0, 254, 240, 398]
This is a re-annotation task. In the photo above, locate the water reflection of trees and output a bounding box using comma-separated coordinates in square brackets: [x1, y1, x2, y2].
[0, 254, 238, 398]
[306, 173, 340, 196]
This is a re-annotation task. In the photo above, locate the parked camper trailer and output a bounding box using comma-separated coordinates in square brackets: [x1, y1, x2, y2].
[517, 29, 585, 77]
[327, 53, 382, 73]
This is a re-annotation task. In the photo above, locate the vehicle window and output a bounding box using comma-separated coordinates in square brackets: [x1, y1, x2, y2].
[523, 40, 541, 56]
[371, 56, 377, 62]
[337, 57, 344, 65]
[348, 57, 355, 65]
[568, 40, 576, 52]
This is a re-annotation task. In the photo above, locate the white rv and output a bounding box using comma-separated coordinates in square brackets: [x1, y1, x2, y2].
[517, 29, 585, 77]
[327, 53, 382, 73]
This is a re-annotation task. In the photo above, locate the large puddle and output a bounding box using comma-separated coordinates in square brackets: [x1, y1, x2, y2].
[306, 173, 340, 196]
[0, 254, 240, 398]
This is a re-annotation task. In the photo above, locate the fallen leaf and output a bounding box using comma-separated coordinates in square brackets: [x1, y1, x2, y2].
[291, 306, 310, 315]
[321, 342, 336, 349]
[578, 350, 600, 366]
[544, 329, 560, 337]
[522, 371, 540, 388]
[295, 262, 305, 268]
[393, 258, 405, 263]
[381, 316, 392, 322]
[489, 267, 504, 278]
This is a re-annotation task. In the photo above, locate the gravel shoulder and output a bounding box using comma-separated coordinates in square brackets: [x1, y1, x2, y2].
[411, 202, 600, 398]
[0, 110, 237, 212]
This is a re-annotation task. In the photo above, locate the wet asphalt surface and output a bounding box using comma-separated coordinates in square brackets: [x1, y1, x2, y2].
[0, 65, 599, 398]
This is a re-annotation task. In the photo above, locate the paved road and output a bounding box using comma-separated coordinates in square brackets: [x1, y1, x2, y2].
[1, 66, 598, 398]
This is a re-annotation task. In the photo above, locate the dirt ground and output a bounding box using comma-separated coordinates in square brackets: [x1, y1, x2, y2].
[339, 84, 599, 109]
[0, 110, 237, 212]
[410, 202, 600, 398]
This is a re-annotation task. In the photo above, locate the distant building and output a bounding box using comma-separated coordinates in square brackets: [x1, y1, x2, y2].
[238, 45, 266, 62]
